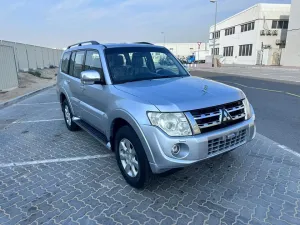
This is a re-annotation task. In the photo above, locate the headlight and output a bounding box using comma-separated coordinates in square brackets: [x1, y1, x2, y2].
[243, 98, 252, 120]
[147, 112, 192, 136]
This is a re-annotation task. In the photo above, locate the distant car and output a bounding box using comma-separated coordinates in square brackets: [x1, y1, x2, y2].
[186, 54, 206, 64]
[57, 41, 256, 188]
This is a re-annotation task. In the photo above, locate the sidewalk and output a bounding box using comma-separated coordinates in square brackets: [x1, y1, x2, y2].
[187, 63, 300, 72]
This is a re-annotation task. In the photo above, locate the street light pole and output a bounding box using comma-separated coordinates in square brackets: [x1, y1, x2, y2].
[210, 0, 218, 67]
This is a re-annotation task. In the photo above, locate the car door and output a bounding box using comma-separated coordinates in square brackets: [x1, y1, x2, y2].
[66, 50, 86, 117]
[79, 50, 108, 133]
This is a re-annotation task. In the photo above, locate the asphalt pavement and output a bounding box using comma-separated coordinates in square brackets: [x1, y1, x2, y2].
[191, 70, 300, 153]
[0, 86, 300, 224]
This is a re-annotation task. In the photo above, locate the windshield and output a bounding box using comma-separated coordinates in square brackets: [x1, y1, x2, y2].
[105, 47, 189, 84]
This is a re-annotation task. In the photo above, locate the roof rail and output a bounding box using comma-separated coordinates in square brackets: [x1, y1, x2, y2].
[67, 41, 100, 49]
[134, 42, 153, 45]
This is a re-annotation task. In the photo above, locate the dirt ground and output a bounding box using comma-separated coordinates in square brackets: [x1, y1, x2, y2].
[0, 68, 58, 103]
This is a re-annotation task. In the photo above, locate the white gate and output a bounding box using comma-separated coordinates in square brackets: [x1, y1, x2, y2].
[0, 45, 18, 91]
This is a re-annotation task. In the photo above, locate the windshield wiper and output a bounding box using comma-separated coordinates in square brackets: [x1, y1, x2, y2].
[116, 75, 187, 84]
[152, 75, 186, 80]
[116, 78, 151, 84]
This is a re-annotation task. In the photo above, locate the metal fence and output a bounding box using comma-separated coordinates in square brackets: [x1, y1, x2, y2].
[0, 40, 63, 90]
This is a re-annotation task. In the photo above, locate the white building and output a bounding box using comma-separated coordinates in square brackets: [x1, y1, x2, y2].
[209, 3, 291, 65]
[155, 42, 209, 58]
[281, 0, 300, 67]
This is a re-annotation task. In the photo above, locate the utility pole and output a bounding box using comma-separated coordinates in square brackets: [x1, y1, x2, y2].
[210, 0, 218, 67]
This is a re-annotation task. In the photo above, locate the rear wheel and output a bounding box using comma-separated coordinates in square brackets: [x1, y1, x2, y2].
[115, 125, 150, 189]
[62, 99, 79, 131]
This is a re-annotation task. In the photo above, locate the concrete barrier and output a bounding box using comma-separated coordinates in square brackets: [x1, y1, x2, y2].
[0, 40, 62, 71]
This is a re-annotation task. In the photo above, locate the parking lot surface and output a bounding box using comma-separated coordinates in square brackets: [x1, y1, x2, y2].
[1, 87, 300, 225]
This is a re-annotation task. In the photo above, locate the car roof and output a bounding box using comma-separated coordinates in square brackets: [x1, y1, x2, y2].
[103, 43, 164, 49]
[64, 42, 165, 53]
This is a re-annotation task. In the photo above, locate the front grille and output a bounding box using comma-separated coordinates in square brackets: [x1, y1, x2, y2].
[208, 129, 247, 155]
[190, 100, 246, 133]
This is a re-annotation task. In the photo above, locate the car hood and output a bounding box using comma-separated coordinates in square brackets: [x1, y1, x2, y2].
[114, 76, 245, 112]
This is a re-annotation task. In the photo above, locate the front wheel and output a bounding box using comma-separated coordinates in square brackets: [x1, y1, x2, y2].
[62, 99, 79, 131]
[115, 125, 150, 189]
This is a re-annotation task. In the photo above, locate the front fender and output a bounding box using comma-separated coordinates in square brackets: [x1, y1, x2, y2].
[108, 109, 156, 165]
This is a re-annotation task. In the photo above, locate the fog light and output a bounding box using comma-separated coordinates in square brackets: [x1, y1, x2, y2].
[171, 144, 181, 155]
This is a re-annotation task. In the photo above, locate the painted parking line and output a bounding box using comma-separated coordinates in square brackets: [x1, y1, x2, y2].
[277, 144, 300, 158]
[0, 154, 114, 168]
[220, 81, 300, 98]
[12, 119, 64, 124]
[286, 92, 300, 98]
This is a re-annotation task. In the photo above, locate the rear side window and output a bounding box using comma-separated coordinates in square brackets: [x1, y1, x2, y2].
[69, 52, 76, 76]
[73, 51, 85, 78]
[84, 50, 102, 74]
[61, 52, 71, 74]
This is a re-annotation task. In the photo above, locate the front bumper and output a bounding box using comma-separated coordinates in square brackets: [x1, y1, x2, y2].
[141, 116, 256, 174]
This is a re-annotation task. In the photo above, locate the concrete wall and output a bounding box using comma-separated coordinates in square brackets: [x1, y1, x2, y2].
[0, 45, 18, 91]
[209, 3, 290, 65]
[281, 0, 300, 67]
[0, 40, 63, 71]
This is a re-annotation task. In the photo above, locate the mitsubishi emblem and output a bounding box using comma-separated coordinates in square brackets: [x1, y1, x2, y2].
[219, 109, 232, 123]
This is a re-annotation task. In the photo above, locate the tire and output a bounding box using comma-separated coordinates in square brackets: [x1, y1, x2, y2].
[62, 99, 79, 131]
[115, 125, 150, 189]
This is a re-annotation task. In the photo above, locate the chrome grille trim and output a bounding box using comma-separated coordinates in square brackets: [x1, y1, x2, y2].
[190, 100, 246, 133]
[193, 111, 220, 120]
[227, 105, 244, 112]
[231, 113, 246, 120]
[199, 121, 221, 128]
[208, 129, 247, 155]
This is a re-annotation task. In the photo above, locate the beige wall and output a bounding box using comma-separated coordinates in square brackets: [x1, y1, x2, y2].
[0, 40, 63, 71]
[281, 0, 300, 66]
[0, 45, 18, 90]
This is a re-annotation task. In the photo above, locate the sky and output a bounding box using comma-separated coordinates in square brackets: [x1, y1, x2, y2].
[0, 0, 291, 48]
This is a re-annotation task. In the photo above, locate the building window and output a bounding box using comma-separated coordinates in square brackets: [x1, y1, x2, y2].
[225, 27, 235, 36]
[272, 20, 289, 29]
[223, 46, 234, 56]
[239, 44, 253, 56]
[212, 48, 219, 55]
[241, 22, 255, 32]
[212, 31, 220, 39]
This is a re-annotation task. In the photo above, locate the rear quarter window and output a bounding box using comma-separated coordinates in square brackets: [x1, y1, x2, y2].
[61, 52, 71, 74]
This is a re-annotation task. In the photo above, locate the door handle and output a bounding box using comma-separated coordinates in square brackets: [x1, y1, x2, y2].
[80, 85, 85, 90]
[66, 80, 71, 83]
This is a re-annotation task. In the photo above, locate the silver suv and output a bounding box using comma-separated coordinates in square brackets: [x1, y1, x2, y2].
[57, 41, 256, 188]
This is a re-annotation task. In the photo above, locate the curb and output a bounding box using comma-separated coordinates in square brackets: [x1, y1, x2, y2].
[0, 84, 56, 110]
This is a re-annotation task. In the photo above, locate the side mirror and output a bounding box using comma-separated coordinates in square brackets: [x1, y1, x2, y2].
[80, 70, 103, 85]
